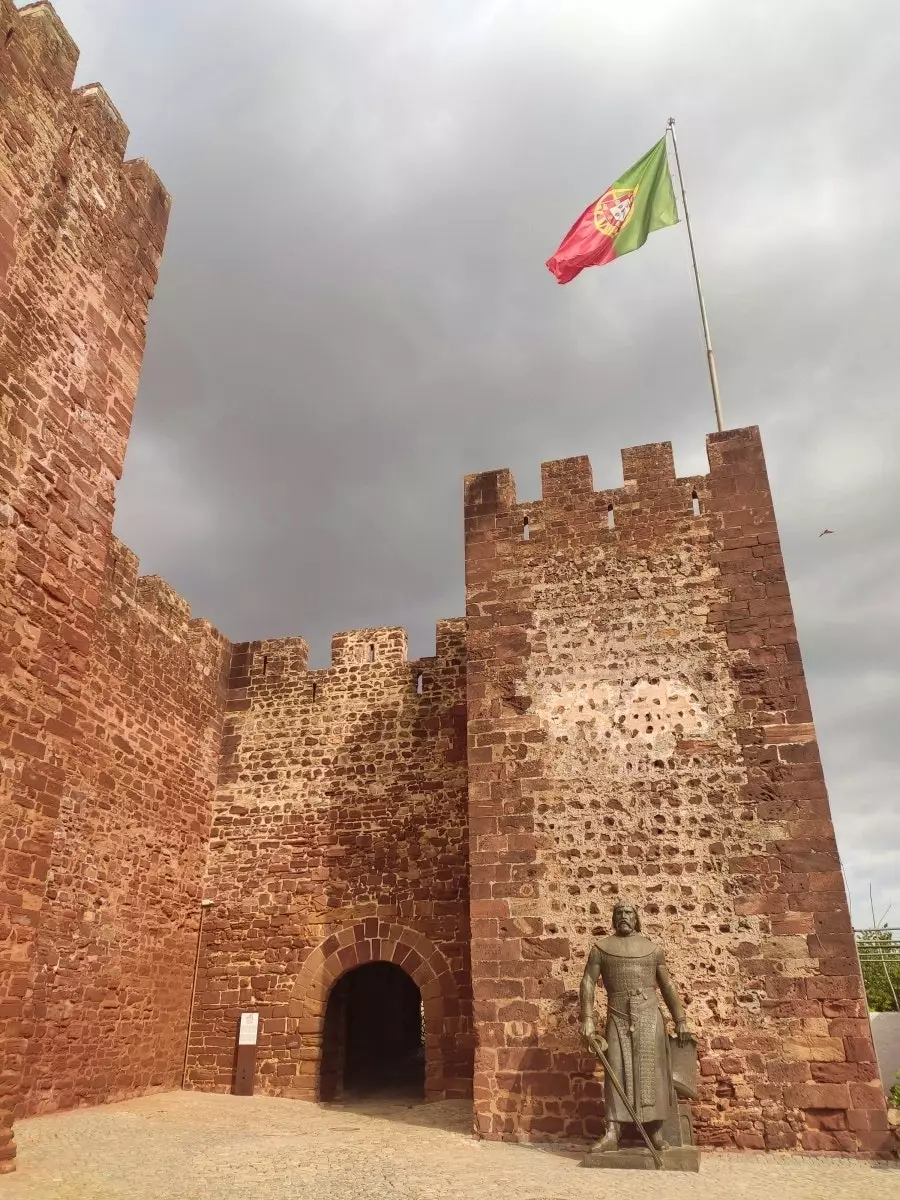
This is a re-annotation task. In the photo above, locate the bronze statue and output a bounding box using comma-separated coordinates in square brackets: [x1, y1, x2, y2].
[580, 902, 692, 1155]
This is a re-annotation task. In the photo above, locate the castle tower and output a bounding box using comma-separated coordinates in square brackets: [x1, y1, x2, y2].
[463, 426, 890, 1153]
[0, 1, 169, 1169]
[0, 0, 890, 1171]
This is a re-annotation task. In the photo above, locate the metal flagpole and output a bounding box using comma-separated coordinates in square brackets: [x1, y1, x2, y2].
[666, 118, 725, 433]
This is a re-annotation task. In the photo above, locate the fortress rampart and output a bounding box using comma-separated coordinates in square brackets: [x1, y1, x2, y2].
[0, 0, 890, 1172]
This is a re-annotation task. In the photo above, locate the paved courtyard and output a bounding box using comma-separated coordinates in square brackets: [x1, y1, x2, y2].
[0, 1091, 896, 1200]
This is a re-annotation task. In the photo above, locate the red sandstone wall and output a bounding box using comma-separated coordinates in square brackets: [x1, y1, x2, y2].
[188, 623, 473, 1100]
[0, 2, 168, 1170]
[464, 427, 889, 1154]
[21, 540, 229, 1114]
[0, 0, 888, 1169]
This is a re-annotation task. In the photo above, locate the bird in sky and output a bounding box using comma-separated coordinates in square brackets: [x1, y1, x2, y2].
[819, 529, 834, 537]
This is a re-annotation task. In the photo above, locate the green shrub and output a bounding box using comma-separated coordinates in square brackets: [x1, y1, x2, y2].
[856, 930, 900, 1013]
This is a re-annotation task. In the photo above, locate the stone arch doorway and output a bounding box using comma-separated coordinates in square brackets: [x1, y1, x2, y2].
[320, 962, 425, 1101]
[288, 921, 464, 1102]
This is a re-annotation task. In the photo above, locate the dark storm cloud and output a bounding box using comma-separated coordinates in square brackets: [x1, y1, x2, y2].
[53, 0, 900, 923]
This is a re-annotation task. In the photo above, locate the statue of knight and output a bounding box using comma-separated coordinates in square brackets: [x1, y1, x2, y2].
[580, 901, 694, 1155]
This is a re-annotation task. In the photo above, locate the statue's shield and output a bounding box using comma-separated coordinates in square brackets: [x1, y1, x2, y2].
[669, 1037, 699, 1101]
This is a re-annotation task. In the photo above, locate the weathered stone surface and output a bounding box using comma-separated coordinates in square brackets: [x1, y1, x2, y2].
[0, 0, 888, 1170]
[463, 430, 888, 1151]
[21, 539, 229, 1116]
[6, 1092, 899, 1200]
[0, 0, 169, 1171]
[186, 622, 473, 1102]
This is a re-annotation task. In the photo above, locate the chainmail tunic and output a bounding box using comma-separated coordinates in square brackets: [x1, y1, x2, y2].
[595, 941, 676, 1125]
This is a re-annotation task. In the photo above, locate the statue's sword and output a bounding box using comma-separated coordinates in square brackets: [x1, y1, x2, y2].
[587, 1035, 664, 1169]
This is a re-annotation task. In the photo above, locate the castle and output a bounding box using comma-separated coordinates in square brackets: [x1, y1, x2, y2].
[0, 0, 891, 1174]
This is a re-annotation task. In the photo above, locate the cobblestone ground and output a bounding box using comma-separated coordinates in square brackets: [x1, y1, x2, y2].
[0, 1092, 897, 1200]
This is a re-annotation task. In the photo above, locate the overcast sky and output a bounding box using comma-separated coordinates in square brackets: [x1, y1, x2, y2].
[52, 0, 898, 926]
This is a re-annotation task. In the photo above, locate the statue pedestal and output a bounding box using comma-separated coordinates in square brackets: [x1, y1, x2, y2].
[581, 1100, 700, 1171]
[581, 1146, 700, 1172]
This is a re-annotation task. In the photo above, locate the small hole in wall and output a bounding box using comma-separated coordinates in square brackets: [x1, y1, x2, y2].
[607, 504, 615, 530]
[692, 491, 701, 516]
[368, 644, 375, 662]
[523, 516, 530, 541]
[416, 673, 424, 694]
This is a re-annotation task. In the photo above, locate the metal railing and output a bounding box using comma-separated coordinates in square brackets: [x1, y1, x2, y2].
[854, 927, 900, 1010]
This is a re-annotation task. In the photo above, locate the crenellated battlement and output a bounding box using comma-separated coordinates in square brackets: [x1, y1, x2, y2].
[71, 83, 129, 159]
[135, 574, 192, 636]
[434, 617, 466, 662]
[466, 436, 697, 514]
[464, 427, 767, 553]
[234, 638, 311, 689]
[11, 2, 78, 82]
[2, 0, 171, 253]
[104, 538, 140, 599]
[230, 620, 469, 691]
[332, 627, 409, 666]
[101, 539, 227, 684]
[326, 620, 467, 669]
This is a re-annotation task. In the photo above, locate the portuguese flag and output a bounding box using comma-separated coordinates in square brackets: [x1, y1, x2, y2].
[546, 138, 678, 284]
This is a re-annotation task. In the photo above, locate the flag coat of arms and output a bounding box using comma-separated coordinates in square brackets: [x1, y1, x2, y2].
[546, 137, 678, 284]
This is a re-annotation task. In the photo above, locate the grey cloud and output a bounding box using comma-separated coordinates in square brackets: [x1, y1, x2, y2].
[52, 0, 900, 922]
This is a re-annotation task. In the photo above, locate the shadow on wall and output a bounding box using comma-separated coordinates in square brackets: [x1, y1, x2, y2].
[207, 624, 472, 1104]
[489, 1041, 605, 1146]
[313, 628, 472, 1102]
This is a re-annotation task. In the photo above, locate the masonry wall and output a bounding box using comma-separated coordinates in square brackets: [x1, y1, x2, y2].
[187, 623, 473, 1100]
[0, 1, 169, 1170]
[464, 426, 890, 1154]
[21, 539, 229, 1114]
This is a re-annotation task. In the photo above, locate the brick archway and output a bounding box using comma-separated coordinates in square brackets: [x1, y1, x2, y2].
[287, 921, 459, 1101]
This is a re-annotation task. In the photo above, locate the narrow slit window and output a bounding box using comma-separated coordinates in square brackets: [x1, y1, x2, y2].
[692, 491, 701, 517]
[261, 654, 268, 677]
[523, 515, 530, 541]
[607, 504, 615, 530]
[311, 680, 317, 703]
[368, 644, 375, 662]
[416, 673, 424, 695]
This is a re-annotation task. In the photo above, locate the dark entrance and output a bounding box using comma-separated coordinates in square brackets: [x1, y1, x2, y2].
[320, 962, 425, 1101]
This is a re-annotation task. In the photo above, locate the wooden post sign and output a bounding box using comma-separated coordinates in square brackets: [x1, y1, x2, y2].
[233, 1011, 259, 1095]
